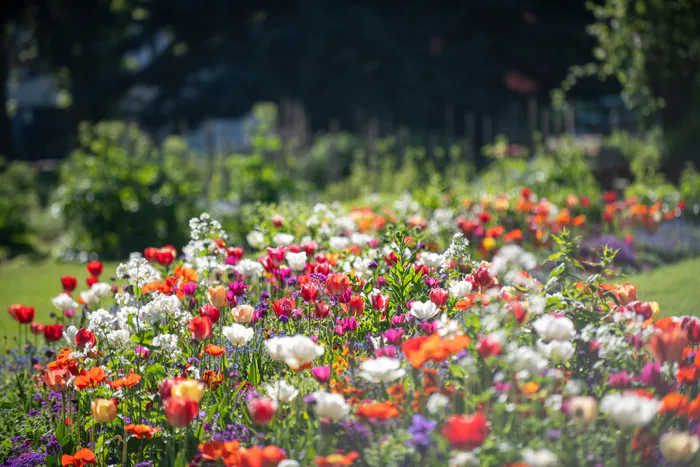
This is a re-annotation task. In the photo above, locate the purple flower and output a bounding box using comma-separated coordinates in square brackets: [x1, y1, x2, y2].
[406, 414, 436, 452]
[419, 321, 438, 334]
[181, 283, 197, 296]
[639, 362, 675, 393]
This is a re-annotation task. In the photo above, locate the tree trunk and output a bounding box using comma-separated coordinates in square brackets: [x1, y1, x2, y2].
[0, 27, 15, 160]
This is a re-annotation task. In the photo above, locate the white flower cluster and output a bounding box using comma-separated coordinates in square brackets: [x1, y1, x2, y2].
[189, 213, 227, 241]
[116, 257, 161, 287]
[490, 244, 537, 277]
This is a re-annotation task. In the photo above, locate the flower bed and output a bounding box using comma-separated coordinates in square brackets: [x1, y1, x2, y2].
[3, 206, 700, 466]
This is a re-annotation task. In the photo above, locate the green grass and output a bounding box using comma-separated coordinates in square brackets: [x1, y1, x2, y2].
[0, 261, 120, 340]
[615, 256, 700, 318]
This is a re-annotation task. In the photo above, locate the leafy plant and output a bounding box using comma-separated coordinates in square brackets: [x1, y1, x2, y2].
[50, 121, 204, 259]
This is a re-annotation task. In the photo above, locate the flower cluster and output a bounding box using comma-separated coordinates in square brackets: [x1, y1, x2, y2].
[2, 202, 699, 466]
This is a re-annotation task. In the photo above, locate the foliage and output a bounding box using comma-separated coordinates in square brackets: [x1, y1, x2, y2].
[606, 129, 679, 203]
[50, 121, 203, 259]
[0, 159, 40, 259]
[680, 162, 700, 207]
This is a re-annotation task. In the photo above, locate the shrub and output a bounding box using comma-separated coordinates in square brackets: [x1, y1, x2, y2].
[50, 121, 203, 259]
[0, 159, 40, 259]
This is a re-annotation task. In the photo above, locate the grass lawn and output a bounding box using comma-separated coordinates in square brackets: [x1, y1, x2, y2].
[0, 261, 120, 342]
[615, 256, 700, 318]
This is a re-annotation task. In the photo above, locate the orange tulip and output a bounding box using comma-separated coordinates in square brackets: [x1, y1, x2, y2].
[125, 424, 161, 439]
[611, 284, 638, 306]
[315, 451, 360, 466]
[207, 285, 228, 308]
[61, 448, 96, 466]
[206, 344, 226, 357]
[43, 368, 72, 392]
[109, 373, 142, 389]
[74, 367, 107, 391]
[648, 325, 688, 363]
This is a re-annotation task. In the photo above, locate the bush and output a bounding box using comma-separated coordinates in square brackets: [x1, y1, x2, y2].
[50, 121, 204, 259]
[0, 159, 40, 259]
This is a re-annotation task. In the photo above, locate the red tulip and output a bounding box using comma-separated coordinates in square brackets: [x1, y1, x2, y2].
[521, 187, 532, 199]
[440, 412, 489, 449]
[326, 273, 351, 296]
[10, 305, 35, 324]
[30, 322, 44, 335]
[159, 377, 186, 401]
[314, 263, 331, 275]
[473, 265, 496, 288]
[248, 397, 277, 425]
[188, 316, 213, 340]
[272, 298, 295, 320]
[43, 324, 65, 342]
[429, 288, 449, 307]
[61, 276, 78, 292]
[86, 276, 99, 288]
[413, 262, 429, 276]
[144, 247, 159, 263]
[314, 302, 330, 319]
[266, 246, 286, 265]
[301, 283, 319, 302]
[370, 292, 389, 312]
[75, 328, 97, 350]
[271, 214, 285, 227]
[604, 191, 617, 203]
[200, 304, 221, 324]
[347, 295, 365, 316]
[476, 337, 502, 358]
[164, 396, 198, 426]
[87, 261, 103, 277]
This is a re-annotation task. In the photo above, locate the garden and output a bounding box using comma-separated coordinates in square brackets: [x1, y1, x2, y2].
[4, 0, 700, 464]
[3, 119, 700, 465]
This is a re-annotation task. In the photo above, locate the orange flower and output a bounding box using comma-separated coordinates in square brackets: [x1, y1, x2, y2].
[401, 333, 470, 368]
[43, 368, 72, 392]
[125, 424, 161, 439]
[610, 283, 638, 306]
[681, 395, 700, 418]
[142, 280, 161, 294]
[205, 344, 226, 357]
[556, 209, 571, 225]
[109, 373, 142, 389]
[648, 325, 688, 363]
[355, 401, 400, 420]
[199, 440, 240, 466]
[175, 265, 199, 283]
[520, 382, 540, 396]
[504, 229, 523, 242]
[315, 451, 360, 466]
[572, 215, 586, 226]
[239, 445, 287, 467]
[61, 448, 96, 466]
[74, 367, 106, 391]
[661, 393, 688, 413]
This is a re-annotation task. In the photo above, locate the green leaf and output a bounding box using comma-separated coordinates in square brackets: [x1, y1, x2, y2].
[173, 449, 187, 467]
[248, 355, 261, 386]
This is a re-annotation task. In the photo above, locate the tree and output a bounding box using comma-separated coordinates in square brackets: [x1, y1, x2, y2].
[561, 0, 700, 130]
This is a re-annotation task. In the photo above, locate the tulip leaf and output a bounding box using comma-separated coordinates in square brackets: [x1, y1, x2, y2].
[248, 355, 261, 387]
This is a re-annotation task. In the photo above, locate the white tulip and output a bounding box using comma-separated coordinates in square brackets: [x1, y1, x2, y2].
[410, 300, 439, 320]
[359, 357, 406, 383]
[222, 324, 254, 347]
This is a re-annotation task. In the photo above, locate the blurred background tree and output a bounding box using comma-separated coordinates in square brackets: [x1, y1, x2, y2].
[560, 0, 700, 175]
